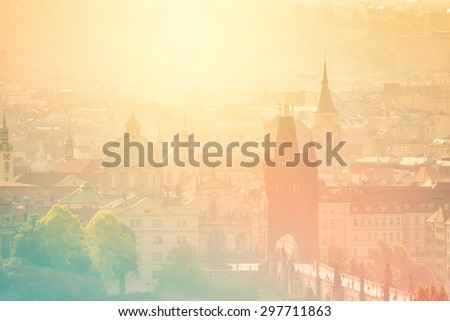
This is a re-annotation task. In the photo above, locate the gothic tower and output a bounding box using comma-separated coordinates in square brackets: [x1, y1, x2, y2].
[0, 108, 13, 181]
[313, 56, 340, 144]
[264, 103, 319, 271]
[64, 119, 74, 161]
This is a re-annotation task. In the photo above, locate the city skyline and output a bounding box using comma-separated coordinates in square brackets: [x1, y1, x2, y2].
[1, 0, 450, 302]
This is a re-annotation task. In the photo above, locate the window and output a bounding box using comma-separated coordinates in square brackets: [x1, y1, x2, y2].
[152, 270, 161, 279]
[152, 219, 162, 228]
[361, 218, 365, 226]
[354, 218, 358, 227]
[152, 252, 163, 262]
[368, 218, 372, 226]
[109, 175, 117, 189]
[396, 217, 401, 225]
[130, 219, 141, 228]
[382, 218, 386, 226]
[176, 219, 187, 228]
[389, 218, 393, 226]
[152, 235, 163, 244]
[4, 161, 9, 173]
[177, 235, 187, 245]
[415, 216, 420, 226]
[148, 175, 156, 188]
[128, 175, 137, 189]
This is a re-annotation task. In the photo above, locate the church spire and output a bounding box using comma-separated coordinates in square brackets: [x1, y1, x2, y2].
[2, 107, 6, 129]
[1, 102, 9, 149]
[322, 54, 328, 88]
[64, 119, 74, 161]
[1, 108, 9, 150]
[316, 55, 337, 114]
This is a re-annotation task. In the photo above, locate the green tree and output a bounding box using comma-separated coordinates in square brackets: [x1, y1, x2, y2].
[85, 210, 137, 294]
[3, 261, 106, 300]
[12, 205, 90, 272]
[0, 259, 8, 292]
[155, 244, 212, 300]
[413, 283, 448, 301]
[11, 214, 42, 265]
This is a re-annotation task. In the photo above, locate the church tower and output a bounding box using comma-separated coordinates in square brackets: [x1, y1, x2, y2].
[125, 112, 141, 138]
[264, 102, 319, 271]
[64, 119, 74, 161]
[313, 56, 340, 144]
[0, 108, 13, 181]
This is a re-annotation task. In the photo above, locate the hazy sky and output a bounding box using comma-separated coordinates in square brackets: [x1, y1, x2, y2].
[1, 0, 449, 91]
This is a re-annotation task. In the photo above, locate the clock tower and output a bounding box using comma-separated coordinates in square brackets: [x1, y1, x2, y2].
[0, 109, 13, 182]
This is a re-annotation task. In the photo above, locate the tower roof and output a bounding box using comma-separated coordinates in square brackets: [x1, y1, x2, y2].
[2, 108, 7, 131]
[316, 57, 338, 114]
[125, 112, 141, 137]
[64, 119, 73, 144]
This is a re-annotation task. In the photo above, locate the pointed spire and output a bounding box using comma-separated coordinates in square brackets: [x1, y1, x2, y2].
[64, 118, 74, 161]
[322, 53, 328, 87]
[2, 107, 6, 129]
[2, 94, 8, 129]
[0, 99, 9, 149]
[316, 54, 337, 114]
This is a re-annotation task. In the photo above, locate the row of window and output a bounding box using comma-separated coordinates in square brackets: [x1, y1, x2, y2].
[145, 235, 189, 246]
[404, 230, 421, 241]
[322, 220, 344, 230]
[320, 205, 345, 215]
[130, 219, 188, 229]
[321, 233, 425, 248]
[351, 216, 425, 227]
[353, 217, 400, 227]
[353, 231, 402, 243]
[323, 203, 438, 214]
